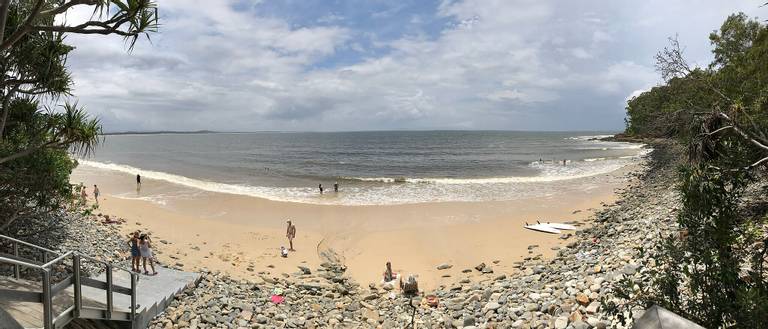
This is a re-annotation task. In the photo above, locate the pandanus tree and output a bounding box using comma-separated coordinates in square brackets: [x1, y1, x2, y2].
[0, 0, 158, 232]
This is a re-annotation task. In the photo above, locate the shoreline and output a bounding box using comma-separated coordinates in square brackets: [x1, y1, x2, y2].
[142, 140, 681, 329]
[70, 157, 643, 290]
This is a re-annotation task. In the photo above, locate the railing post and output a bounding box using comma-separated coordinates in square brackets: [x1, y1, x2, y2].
[41, 250, 47, 264]
[42, 269, 52, 329]
[106, 264, 113, 320]
[73, 254, 82, 318]
[12, 241, 19, 279]
[130, 272, 137, 325]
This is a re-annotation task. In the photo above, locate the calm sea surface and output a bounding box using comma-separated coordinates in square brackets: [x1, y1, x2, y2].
[79, 131, 648, 205]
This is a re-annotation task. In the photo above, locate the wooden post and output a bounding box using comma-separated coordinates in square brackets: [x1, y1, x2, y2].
[130, 272, 137, 326]
[12, 241, 19, 279]
[73, 254, 82, 318]
[106, 264, 113, 320]
[41, 250, 47, 264]
[42, 269, 52, 329]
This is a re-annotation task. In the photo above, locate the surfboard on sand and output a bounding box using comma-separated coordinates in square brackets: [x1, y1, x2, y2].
[524, 224, 561, 234]
[543, 222, 578, 230]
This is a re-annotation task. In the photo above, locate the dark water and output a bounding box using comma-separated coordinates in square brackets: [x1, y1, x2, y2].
[79, 131, 648, 205]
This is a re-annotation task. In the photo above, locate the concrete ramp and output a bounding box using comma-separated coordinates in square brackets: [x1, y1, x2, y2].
[0, 267, 200, 329]
[81, 266, 201, 328]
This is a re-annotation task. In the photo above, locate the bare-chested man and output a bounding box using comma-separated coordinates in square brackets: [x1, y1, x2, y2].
[286, 220, 296, 251]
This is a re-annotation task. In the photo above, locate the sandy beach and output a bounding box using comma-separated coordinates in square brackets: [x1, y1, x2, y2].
[70, 163, 638, 290]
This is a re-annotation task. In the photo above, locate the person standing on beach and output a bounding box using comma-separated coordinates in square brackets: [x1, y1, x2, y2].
[136, 174, 141, 189]
[319, 183, 324, 194]
[128, 231, 140, 272]
[139, 234, 158, 275]
[80, 185, 87, 203]
[334, 181, 339, 193]
[286, 220, 296, 251]
[93, 185, 100, 205]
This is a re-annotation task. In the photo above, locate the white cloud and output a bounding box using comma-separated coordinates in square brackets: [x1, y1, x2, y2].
[57, 0, 765, 131]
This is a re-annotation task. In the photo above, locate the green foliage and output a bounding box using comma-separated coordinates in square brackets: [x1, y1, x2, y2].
[0, 0, 158, 232]
[623, 12, 768, 328]
[626, 13, 768, 140]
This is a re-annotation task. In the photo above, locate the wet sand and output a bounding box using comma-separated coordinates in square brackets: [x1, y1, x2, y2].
[71, 163, 639, 290]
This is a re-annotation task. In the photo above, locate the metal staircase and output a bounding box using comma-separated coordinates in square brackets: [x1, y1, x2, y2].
[0, 234, 139, 329]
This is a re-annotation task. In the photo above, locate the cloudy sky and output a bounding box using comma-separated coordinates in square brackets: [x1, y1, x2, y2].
[60, 0, 765, 132]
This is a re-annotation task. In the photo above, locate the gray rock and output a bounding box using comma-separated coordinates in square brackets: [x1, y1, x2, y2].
[437, 263, 453, 270]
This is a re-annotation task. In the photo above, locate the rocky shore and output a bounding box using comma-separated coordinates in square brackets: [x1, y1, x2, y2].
[1, 209, 132, 277]
[140, 141, 683, 329]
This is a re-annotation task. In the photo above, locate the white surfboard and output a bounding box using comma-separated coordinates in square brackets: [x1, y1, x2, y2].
[543, 222, 578, 230]
[524, 224, 561, 234]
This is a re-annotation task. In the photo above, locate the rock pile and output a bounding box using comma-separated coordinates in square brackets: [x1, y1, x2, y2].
[1, 210, 132, 277]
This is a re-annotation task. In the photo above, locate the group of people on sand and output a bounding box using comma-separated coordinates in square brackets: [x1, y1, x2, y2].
[128, 231, 158, 275]
[77, 183, 101, 205]
[383, 261, 419, 296]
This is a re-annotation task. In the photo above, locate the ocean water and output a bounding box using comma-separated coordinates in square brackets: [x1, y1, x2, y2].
[78, 131, 649, 205]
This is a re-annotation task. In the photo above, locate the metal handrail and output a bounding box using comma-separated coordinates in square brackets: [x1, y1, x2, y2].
[0, 255, 43, 269]
[77, 252, 136, 275]
[0, 237, 139, 329]
[0, 234, 59, 256]
[42, 250, 73, 269]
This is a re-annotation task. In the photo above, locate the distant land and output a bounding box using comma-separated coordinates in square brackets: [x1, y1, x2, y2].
[103, 130, 220, 135]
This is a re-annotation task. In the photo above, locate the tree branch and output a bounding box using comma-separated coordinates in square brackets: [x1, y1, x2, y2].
[0, 84, 20, 139]
[38, 0, 97, 17]
[0, 138, 69, 164]
[702, 125, 734, 137]
[717, 112, 768, 153]
[0, 0, 46, 51]
[0, 0, 11, 44]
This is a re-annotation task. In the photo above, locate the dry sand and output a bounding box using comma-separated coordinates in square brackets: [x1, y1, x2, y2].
[71, 164, 638, 290]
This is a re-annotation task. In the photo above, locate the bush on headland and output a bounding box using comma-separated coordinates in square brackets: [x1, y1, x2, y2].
[621, 12, 768, 328]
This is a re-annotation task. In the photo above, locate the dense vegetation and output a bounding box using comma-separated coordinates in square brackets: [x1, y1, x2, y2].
[623, 13, 768, 327]
[0, 0, 157, 234]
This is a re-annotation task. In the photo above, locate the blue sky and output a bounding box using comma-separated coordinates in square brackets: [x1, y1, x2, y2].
[60, 0, 766, 132]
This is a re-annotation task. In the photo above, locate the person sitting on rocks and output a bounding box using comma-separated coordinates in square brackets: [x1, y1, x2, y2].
[383, 261, 395, 282]
[400, 274, 419, 296]
[381, 261, 400, 290]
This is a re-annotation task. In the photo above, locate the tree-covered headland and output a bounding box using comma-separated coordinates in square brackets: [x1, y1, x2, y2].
[623, 12, 768, 328]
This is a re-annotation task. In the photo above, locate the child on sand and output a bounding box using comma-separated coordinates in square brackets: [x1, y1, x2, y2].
[280, 246, 288, 258]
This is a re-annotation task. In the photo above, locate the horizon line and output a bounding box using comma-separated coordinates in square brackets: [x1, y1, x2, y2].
[103, 128, 623, 135]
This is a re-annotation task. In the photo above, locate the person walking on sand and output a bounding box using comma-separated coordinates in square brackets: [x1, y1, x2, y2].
[139, 234, 158, 275]
[80, 186, 87, 203]
[334, 181, 339, 193]
[286, 220, 296, 251]
[93, 185, 100, 205]
[128, 231, 141, 272]
[318, 183, 324, 194]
